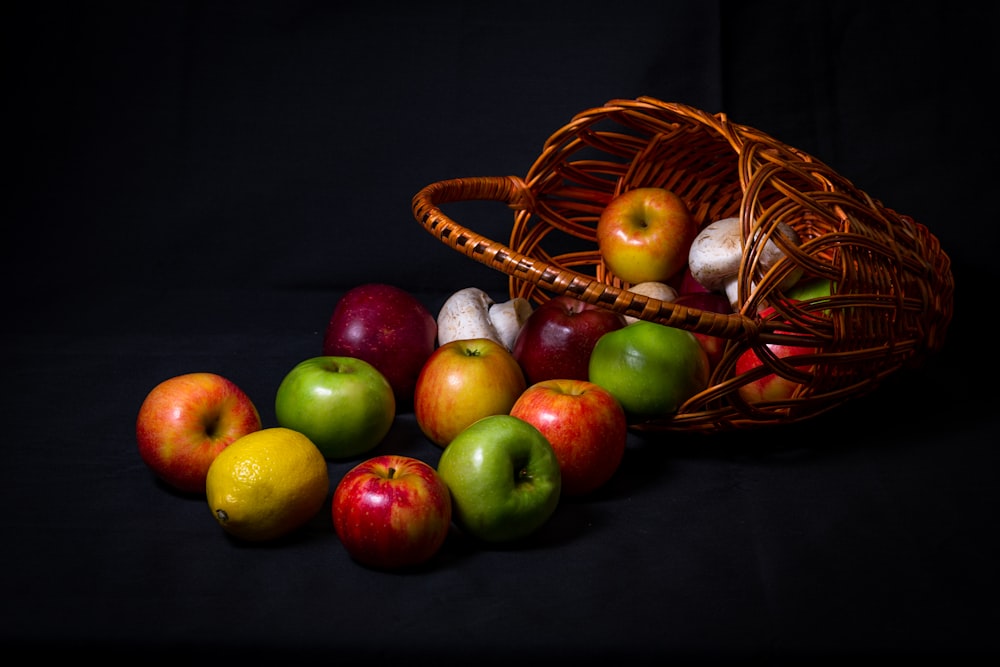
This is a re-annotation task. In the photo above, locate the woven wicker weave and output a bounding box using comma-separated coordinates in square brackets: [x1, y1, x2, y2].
[412, 97, 953, 432]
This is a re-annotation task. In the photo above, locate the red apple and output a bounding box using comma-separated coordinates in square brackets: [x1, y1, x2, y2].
[136, 372, 262, 494]
[509, 379, 627, 497]
[511, 296, 626, 386]
[596, 187, 699, 284]
[414, 337, 527, 447]
[735, 306, 818, 402]
[332, 454, 452, 570]
[672, 291, 734, 369]
[322, 283, 437, 409]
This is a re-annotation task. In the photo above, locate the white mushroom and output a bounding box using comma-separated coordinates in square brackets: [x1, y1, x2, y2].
[488, 297, 534, 350]
[623, 281, 678, 325]
[436, 287, 532, 350]
[687, 217, 803, 310]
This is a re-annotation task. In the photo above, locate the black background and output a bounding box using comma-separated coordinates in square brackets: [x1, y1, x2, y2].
[4, 1, 998, 663]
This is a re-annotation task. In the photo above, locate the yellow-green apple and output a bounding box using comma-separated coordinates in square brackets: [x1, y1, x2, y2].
[623, 280, 678, 325]
[136, 372, 262, 494]
[509, 379, 627, 497]
[275, 356, 396, 459]
[511, 296, 626, 385]
[672, 291, 733, 369]
[436, 414, 561, 543]
[735, 307, 818, 403]
[414, 338, 527, 447]
[435, 286, 533, 351]
[589, 321, 710, 419]
[332, 454, 452, 570]
[596, 187, 699, 284]
[322, 283, 437, 409]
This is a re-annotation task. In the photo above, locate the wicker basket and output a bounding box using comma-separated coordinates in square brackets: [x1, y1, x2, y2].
[412, 97, 954, 432]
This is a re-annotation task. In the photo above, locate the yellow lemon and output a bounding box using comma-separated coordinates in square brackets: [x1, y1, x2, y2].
[206, 427, 329, 542]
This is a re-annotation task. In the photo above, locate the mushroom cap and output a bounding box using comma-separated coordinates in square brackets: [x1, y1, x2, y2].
[687, 217, 742, 291]
[436, 287, 502, 347]
[488, 297, 533, 350]
[624, 281, 678, 325]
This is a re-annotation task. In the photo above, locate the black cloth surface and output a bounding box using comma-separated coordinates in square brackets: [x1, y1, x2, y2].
[4, 2, 998, 663]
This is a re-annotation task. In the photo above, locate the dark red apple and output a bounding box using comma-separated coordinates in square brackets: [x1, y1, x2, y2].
[672, 292, 733, 369]
[322, 283, 437, 409]
[676, 265, 712, 295]
[512, 296, 626, 385]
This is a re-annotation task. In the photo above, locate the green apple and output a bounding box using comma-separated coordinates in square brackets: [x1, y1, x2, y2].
[786, 277, 834, 301]
[588, 321, 709, 418]
[784, 277, 836, 317]
[275, 356, 396, 459]
[436, 414, 561, 543]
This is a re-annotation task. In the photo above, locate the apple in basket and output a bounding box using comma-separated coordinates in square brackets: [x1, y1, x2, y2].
[734, 306, 819, 403]
[511, 296, 626, 386]
[589, 320, 710, 420]
[596, 187, 699, 285]
[672, 291, 733, 370]
[322, 283, 437, 409]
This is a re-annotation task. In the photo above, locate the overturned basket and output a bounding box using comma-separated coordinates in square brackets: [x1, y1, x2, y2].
[412, 97, 953, 432]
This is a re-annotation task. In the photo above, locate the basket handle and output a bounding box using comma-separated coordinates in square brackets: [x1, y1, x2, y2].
[412, 175, 764, 343]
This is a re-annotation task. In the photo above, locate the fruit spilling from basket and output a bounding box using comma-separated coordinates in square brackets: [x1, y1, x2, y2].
[134, 97, 956, 567]
[412, 97, 954, 432]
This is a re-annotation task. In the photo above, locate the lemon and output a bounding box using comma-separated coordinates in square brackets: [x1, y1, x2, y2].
[206, 427, 330, 542]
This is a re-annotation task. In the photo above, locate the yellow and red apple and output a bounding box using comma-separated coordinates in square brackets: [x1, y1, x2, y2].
[136, 372, 262, 494]
[596, 187, 699, 284]
[414, 338, 527, 447]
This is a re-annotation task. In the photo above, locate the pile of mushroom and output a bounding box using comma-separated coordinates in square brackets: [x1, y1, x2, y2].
[435, 287, 533, 351]
[687, 217, 804, 311]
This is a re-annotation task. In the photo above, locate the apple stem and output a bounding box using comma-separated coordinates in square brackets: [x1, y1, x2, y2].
[387, 467, 397, 479]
